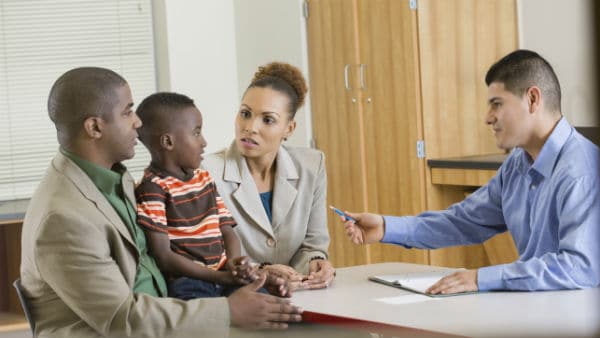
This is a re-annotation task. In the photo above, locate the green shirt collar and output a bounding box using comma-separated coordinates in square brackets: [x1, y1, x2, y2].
[60, 147, 126, 196]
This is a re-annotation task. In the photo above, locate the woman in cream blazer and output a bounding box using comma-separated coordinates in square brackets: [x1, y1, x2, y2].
[203, 62, 335, 289]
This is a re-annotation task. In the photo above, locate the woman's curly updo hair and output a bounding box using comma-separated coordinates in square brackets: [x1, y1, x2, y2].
[248, 62, 307, 119]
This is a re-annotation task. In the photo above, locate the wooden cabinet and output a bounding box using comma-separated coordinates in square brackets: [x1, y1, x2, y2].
[306, 0, 518, 268]
[307, 0, 427, 267]
[305, 0, 367, 267]
[0, 220, 27, 331]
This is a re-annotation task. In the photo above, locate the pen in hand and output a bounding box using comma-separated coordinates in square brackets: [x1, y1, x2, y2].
[329, 205, 356, 222]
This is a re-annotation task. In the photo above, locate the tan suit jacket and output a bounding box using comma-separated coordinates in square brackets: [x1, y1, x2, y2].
[20, 152, 229, 338]
[202, 144, 330, 274]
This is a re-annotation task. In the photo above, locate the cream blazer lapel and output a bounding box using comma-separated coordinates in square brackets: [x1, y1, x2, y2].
[224, 146, 274, 237]
[271, 147, 298, 231]
[56, 153, 136, 248]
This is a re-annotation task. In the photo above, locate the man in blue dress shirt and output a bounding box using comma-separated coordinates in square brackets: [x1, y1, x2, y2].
[342, 49, 600, 294]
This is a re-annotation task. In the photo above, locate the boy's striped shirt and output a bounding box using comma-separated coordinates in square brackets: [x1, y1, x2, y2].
[135, 166, 236, 272]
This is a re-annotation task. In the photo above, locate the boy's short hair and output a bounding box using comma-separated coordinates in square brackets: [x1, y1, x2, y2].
[48, 67, 127, 145]
[136, 92, 196, 149]
[485, 49, 561, 113]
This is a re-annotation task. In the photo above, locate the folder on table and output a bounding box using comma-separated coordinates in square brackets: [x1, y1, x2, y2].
[368, 268, 476, 297]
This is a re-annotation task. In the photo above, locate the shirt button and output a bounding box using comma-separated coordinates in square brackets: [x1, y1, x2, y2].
[266, 238, 276, 247]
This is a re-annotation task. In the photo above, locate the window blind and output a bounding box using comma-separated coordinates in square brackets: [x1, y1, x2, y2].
[0, 0, 156, 201]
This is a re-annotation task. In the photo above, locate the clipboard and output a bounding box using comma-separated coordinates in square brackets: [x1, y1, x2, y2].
[368, 269, 477, 298]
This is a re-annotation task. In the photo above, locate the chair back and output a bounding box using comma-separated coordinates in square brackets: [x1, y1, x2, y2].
[13, 278, 35, 334]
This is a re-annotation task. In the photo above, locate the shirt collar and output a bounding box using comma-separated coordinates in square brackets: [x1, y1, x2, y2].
[60, 147, 127, 196]
[518, 117, 572, 178]
[146, 163, 194, 182]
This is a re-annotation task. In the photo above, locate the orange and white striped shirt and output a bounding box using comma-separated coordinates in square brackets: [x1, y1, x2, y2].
[135, 166, 236, 271]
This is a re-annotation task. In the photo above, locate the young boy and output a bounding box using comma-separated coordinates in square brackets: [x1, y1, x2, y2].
[135, 92, 256, 299]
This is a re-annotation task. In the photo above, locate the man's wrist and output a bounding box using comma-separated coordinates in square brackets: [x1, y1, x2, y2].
[380, 215, 386, 241]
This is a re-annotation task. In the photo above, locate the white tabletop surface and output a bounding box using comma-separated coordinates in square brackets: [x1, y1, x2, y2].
[291, 262, 600, 337]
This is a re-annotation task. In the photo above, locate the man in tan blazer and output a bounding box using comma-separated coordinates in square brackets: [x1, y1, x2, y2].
[20, 67, 302, 337]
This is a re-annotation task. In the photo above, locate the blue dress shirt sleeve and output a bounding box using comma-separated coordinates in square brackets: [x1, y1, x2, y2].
[382, 171, 506, 249]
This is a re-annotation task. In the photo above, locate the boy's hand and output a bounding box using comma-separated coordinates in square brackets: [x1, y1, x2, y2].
[227, 256, 258, 284]
[261, 264, 305, 296]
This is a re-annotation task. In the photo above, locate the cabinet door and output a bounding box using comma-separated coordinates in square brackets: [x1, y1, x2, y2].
[417, 0, 518, 268]
[306, 0, 368, 267]
[356, 0, 428, 264]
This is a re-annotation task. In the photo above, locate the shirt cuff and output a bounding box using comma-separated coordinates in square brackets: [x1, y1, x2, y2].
[381, 215, 412, 246]
[478, 265, 505, 291]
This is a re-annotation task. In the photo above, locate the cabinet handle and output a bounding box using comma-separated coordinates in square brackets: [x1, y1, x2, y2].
[359, 64, 367, 89]
[344, 64, 351, 90]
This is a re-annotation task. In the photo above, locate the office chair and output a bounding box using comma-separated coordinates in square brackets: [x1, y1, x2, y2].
[13, 278, 35, 334]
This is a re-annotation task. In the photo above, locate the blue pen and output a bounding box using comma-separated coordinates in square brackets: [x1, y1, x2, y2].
[329, 205, 356, 222]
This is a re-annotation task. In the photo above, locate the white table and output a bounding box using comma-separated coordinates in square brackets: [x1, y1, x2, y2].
[291, 262, 600, 337]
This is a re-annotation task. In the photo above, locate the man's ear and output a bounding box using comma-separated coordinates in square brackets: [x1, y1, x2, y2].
[526, 86, 542, 114]
[160, 134, 174, 150]
[83, 116, 103, 139]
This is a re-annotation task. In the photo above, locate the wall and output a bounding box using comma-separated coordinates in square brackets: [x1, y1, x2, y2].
[518, 0, 598, 126]
[153, 0, 240, 154]
[233, 0, 311, 147]
[153, 0, 311, 153]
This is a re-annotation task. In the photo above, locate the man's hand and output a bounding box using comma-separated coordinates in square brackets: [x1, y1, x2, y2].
[303, 259, 335, 290]
[341, 212, 385, 245]
[426, 269, 479, 295]
[227, 274, 303, 330]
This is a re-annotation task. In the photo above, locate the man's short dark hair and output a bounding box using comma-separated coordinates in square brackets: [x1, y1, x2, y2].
[136, 92, 196, 149]
[485, 49, 561, 113]
[48, 67, 127, 145]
